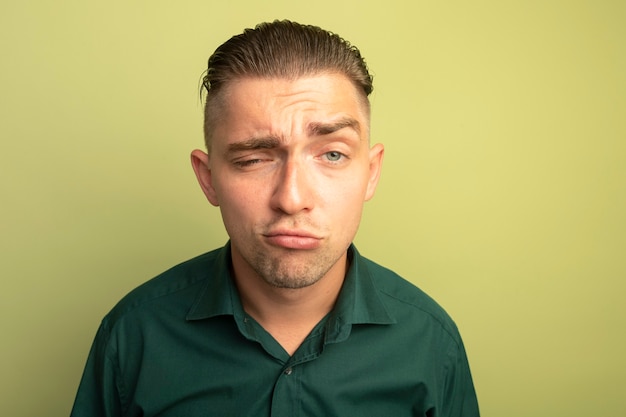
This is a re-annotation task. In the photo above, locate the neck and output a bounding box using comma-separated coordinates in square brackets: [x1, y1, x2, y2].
[231, 249, 347, 355]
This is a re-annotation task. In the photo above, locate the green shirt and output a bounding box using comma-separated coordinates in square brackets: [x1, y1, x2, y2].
[71, 243, 479, 417]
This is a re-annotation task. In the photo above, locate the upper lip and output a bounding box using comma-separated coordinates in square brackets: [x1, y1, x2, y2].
[264, 229, 321, 239]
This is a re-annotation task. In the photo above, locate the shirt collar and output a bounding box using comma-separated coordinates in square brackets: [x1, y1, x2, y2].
[324, 245, 396, 344]
[185, 243, 396, 334]
[186, 242, 243, 321]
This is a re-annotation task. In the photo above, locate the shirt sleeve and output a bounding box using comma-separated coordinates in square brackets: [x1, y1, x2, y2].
[440, 337, 480, 417]
[70, 318, 124, 417]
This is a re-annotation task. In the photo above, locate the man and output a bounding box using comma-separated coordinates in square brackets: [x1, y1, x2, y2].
[71, 20, 479, 416]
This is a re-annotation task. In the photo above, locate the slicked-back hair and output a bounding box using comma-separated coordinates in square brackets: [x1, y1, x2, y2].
[201, 20, 373, 153]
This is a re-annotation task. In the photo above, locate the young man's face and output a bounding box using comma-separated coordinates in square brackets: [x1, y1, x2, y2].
[192, 73, 384, 289]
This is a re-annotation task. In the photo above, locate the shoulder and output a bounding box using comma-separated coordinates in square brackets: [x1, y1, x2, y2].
[360, 255, 464, 346]
[103, 248, 222, 324]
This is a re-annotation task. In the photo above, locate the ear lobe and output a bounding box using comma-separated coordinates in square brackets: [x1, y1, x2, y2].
[365, 143, 384, 201]
[190, 149, 220, 206]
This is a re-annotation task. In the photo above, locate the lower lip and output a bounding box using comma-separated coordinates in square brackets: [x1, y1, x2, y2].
[265, 235, 321, 250]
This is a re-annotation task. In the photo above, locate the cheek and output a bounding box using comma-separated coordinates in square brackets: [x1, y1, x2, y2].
[218, 192, 255, 220]
[214, 174, 258, 206]
[324, 181, 368, 220]
[218, 199, 255, 242]
[324, 171, 370, 202]
[214, 182, 256, 226]
[217, 174, 276, 216]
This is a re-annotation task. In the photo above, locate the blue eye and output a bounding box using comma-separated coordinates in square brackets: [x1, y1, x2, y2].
[325, 151, 344, 162]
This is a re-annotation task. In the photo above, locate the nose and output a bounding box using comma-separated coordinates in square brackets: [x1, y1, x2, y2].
[270, 158, 314, 214]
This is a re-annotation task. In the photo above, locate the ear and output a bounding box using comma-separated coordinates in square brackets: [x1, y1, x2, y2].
[365, 143, 384, 201]
[190, 149, 220, 206]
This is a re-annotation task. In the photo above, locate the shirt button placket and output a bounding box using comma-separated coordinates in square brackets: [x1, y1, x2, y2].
[270, 365, 298, 416]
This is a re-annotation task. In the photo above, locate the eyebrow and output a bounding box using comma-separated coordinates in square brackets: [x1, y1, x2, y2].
[225, 136, 283, 155]
[224, 117, 362, 156]
[307, 117, 362, 136]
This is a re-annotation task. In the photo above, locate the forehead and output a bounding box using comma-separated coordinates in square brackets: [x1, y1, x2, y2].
[218, 73, 370, 129]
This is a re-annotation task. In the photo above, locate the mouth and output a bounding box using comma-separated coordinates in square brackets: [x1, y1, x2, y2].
[263, 230, 322, 250]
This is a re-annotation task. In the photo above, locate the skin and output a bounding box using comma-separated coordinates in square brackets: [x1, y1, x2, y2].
[191, 73, 384, 354]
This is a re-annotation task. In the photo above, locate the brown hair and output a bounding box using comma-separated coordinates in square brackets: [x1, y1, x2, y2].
[201, 20, 373, 152]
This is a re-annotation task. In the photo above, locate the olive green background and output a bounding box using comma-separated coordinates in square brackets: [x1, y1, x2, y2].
[1, 1, 624, 416]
